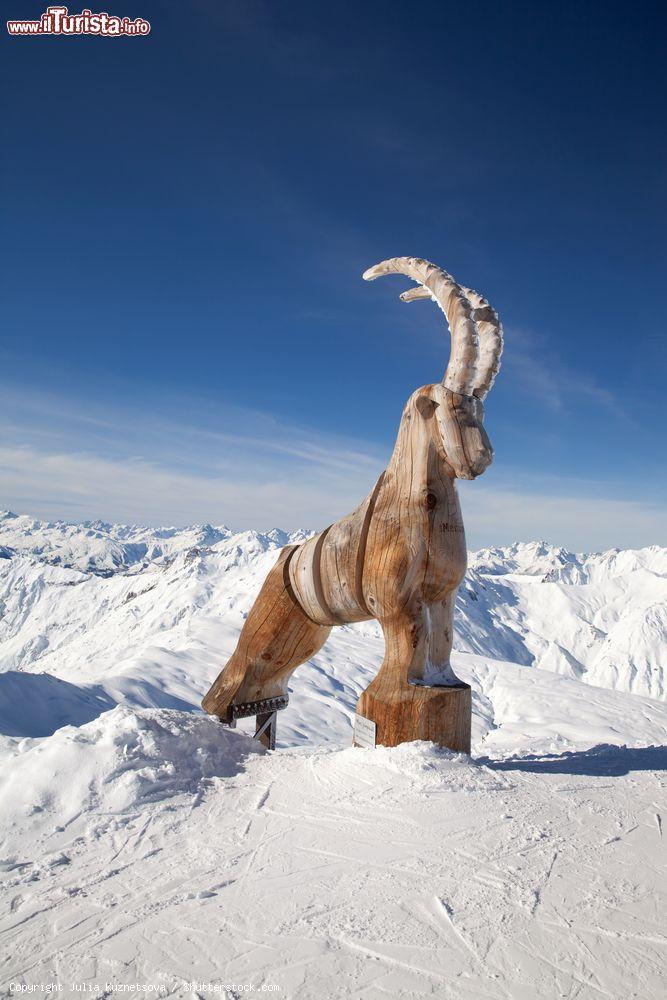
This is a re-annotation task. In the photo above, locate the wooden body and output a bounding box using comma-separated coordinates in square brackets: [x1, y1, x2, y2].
[203, 254, 503, 753]
[203, 384, 481, 752]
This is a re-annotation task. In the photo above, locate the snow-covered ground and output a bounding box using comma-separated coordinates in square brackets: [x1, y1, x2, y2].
[0, 511, 665, 998]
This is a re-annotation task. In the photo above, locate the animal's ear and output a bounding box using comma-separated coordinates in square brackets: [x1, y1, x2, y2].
[415, 395, 437, 418]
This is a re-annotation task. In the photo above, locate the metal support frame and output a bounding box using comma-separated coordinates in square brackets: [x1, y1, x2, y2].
[224, 695, 289, 750]
[253, 711, 277, 750]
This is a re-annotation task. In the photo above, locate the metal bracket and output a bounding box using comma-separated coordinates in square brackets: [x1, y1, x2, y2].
[226, 695, 289, 721]
[253, 711, 277, 750]
[224, 695, 289, 750]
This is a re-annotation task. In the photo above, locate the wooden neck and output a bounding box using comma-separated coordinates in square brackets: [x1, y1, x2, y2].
[385, 386, 456, 494]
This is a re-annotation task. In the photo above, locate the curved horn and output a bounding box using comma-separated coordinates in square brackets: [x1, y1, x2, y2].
[462, 287, 503, 399]
[363, 256, 479, 395]
[399, 285, 431, 303]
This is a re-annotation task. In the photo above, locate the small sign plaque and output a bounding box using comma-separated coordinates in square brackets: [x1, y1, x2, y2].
[353, 714, 376, 749]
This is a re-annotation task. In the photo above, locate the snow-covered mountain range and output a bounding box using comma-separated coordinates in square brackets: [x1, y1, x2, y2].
[1, 510, 665, 998]
[1, 509, 664, 731]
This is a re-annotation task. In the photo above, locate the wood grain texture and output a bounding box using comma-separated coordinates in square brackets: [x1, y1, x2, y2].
[357, 678, 471, 752]
[202, 256, 503, 753]
[201, 545, 331, 721]
[203, 387, 480, 750]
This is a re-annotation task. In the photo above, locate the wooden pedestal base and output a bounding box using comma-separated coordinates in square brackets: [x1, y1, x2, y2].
[356, 676, 471, 753]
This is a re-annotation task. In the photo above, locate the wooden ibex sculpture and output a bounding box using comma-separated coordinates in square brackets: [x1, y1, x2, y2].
[203, 257, 503, 751]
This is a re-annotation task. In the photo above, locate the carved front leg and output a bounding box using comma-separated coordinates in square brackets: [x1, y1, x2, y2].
[407, 594, 462, 686]
[356, 600, 471, 752]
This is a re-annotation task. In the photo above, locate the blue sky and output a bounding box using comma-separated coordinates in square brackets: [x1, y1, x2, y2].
[2, 0, 666, 550]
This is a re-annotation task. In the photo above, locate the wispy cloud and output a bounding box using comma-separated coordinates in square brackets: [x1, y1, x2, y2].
[459, 479, 666, 552]
[0, 445, 374, 529]
[0, 382, 386, 530]
[1, 380, 664, 550]
[505, 326, 622, 416]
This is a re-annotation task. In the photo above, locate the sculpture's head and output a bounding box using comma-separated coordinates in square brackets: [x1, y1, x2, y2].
[363, 256, 503, 481]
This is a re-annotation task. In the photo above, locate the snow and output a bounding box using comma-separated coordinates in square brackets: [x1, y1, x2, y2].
[0, 511, 666, 997]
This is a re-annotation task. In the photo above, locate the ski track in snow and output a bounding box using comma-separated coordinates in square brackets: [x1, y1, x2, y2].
[0, 512, 665, 998]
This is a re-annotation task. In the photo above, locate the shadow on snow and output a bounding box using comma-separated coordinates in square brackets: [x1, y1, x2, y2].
[479, 743, 667, 776]
[0, 671, 116, 738]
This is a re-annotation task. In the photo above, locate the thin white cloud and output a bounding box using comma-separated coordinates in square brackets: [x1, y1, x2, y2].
[0, 383, 387, 530]
[459, 480, 667, 552]
[0, 380, 664, 549]
[505, 326, 622, 416]
[0, 445, 371, 529]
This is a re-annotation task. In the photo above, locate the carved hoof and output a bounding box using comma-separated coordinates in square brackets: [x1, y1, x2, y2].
[356, 675, 471, 753]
